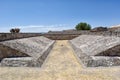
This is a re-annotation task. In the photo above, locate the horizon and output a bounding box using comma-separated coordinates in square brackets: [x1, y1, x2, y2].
[0, 0, 120, 32]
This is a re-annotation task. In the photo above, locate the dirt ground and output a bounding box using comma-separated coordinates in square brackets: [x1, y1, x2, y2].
[0, 40, 120, 80]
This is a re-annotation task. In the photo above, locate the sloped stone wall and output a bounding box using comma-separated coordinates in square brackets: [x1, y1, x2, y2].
[0, 36, 55, 67]
[69, 35, 120, 67]
[0, 44, 29, 61]
[96, 45, 120, 56]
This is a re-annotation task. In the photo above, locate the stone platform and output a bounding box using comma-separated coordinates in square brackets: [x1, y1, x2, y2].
[69, 35, 120, 67]
[0, 36, 55, 67]
[1, 40, 120, 80]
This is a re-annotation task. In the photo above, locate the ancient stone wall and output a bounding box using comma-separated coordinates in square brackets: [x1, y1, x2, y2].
[0, 31, 120, 41]
[44, 31, 120, 40]
[69, 35, 120, 67]
[43, 34, 80, 40]
[0, 33, 42, 41]
[0, 36, 55, 67]
[0, 44, 29, 61]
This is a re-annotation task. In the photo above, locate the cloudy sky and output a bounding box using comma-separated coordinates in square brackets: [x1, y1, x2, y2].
[0, 0, 120, 32]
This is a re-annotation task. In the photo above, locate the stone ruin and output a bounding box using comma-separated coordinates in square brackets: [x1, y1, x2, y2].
[0, 34, 120, 67]
[69, 35, 120, 67]
[0, 36, 55, 67]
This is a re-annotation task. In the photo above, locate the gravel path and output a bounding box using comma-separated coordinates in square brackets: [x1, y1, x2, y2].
[0, 40, 120, 80]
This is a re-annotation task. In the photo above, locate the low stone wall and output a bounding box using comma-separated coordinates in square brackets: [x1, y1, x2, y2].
[0, 33, 42, 41]
[0, 57, 44, 67]
[0, 33, 80, 41]
[80, 31, 120, 37]
[43, 34, 80, 40]
[1, 57, 35, 67]
[87, 56, 120, 67]
[0, 31, 120, 41]
[45, 31, 120, 40]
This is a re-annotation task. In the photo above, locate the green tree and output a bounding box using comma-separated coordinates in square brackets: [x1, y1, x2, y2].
[75, 22, 91, 30]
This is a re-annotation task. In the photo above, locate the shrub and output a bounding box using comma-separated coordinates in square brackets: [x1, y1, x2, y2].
[10, 28, 20, 33]
[10, 29, 15, 33]
[15, 28, 20, 33]
[75, 22, 91, 30]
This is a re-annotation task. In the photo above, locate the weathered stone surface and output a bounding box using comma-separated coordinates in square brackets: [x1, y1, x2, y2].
[70, 35, 120, 56]
[96, 45, 120, 56]
[87, 56, 120, 67]
[0, 44, 29, 61]
[69, 35, 120, 67]
[0, 36, 55, 67]
[0, 57, 41, 67]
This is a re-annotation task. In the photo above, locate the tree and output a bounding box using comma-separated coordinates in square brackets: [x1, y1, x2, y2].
[10, 28, 20, 33]
[15, 28, 20, 33]
[10, 29, 15, 33]
[75, 22, 91, 30]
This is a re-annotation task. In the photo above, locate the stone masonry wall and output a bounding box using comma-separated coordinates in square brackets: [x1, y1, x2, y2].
[69, 35, 120, 67]
[0, 36, 55, 67]
[0, 31, 120, 41]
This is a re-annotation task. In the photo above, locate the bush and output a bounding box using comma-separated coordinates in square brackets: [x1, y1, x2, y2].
[75, 22, 91, 30]
[15, 28, 20, 33]
[10, 29, 15, 33]
[10, 28, 20, 33]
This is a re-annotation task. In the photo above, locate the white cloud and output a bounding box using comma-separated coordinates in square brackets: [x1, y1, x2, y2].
[0, 24, 74, 33]
[13, 24, 73, 32]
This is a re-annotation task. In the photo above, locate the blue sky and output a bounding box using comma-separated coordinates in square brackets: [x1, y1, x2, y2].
[0, 0, 120, 32]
